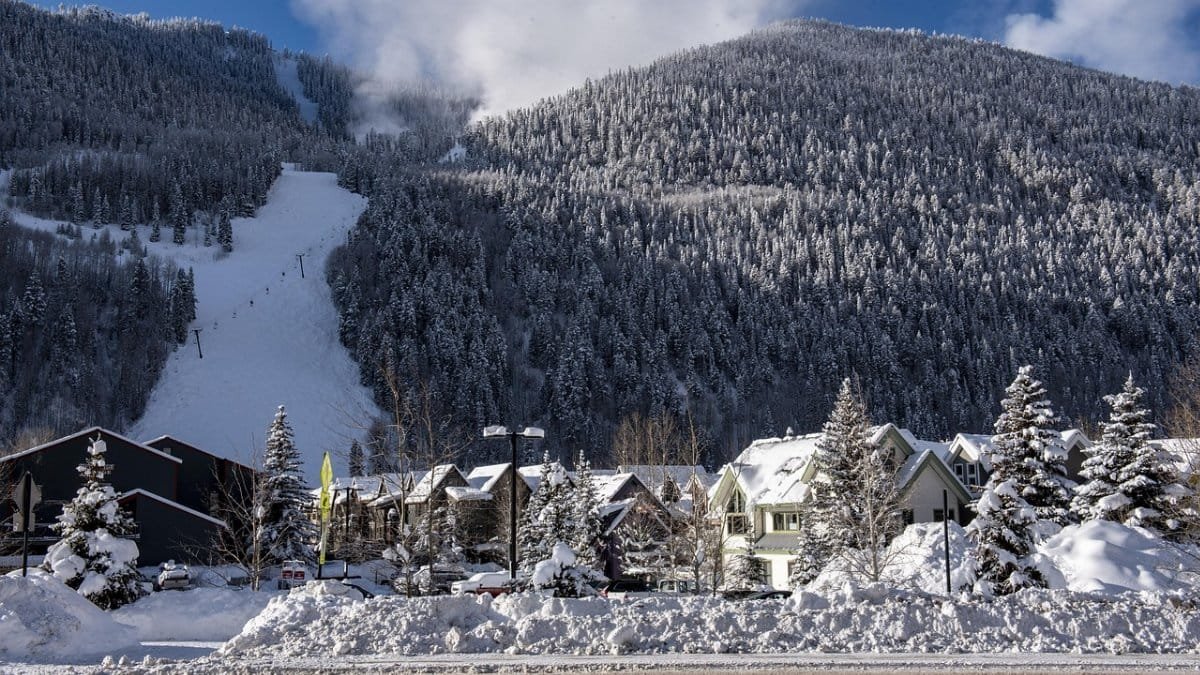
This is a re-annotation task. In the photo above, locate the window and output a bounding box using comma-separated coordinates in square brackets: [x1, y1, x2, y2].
[966, 464, 979, 484]
[726, 514, 748, 535]
[902, 509, 914, 525]
[726, 490, 745, 513]
[771, 512, 800, 531]
[933, 509, 944, 522]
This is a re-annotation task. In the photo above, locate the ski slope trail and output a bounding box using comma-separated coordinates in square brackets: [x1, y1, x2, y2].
[123, 168, 376, 481]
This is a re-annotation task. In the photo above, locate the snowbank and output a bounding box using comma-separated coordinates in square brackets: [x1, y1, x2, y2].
[0, 570, 138, 660]
[112, 588, 274, 641]
[219, 582, 1200, 659]
[811, 520, 1197, 598]
[1041, 521, 1195, 594]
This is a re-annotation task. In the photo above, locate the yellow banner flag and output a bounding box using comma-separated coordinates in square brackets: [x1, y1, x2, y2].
[318, 451, 333, 566]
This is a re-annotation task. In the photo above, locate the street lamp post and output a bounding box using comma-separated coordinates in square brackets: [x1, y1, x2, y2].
[482, 425, 545, 581]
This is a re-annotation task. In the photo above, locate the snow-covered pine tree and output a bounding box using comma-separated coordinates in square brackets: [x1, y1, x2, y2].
[570, 450, 605, 570]
[967, 366, 1058, 596]
[1072, 374, 1191, 533]
[786, 510, 825, 588]
[993, 365, 1074, 529]
[347, 439, 365, 476]
[43, 436, 144, 609]
[256, 405, 317, 565]
[517, 453, 553, 574]
[529, 542, 604, 597]
[723, 524, 767, 591]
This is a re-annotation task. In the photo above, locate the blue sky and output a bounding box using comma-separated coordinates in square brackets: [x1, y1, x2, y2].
[27, 0, 1200, 115]
[36, 0, 1051, 54]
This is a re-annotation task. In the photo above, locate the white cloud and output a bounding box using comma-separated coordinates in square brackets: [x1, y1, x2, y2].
[1004, 0, 1200, 85]
[291, 0, 797, 124]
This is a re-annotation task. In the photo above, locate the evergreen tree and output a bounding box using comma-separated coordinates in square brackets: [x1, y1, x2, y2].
[570, 450, 605, 570]
[149, 200, 162, 242]
[347, 439, 365, 476]
[1072, 374, 1191, 533]
[217, 198, 234, 253]
[255, 405, 317, 564]
[170, 181, 188, 245]
[723, 526, 767, 591]
[42, 436, 144, 609]
[995, 365, 1074, 528]
[20, 274, 47, 326]
[967, 366, 1059, 596]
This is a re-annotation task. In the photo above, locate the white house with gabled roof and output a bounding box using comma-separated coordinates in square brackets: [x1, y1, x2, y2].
[708, 423, 974, 589]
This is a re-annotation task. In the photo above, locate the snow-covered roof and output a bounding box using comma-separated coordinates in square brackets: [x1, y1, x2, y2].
[590, 473, 636, 503]
[405, 465, 460, 504]
[597, 498, 635, 535]
[716, 424, 950, 509]
[445, 486, 493, 502]
[2, 426, 183, 465]
[517, 463, 570, 493]
[118, 489, 228, 528]
[1151, 438, 1200, 475]
[951, 429, 1091, 471]
[466, 463, 510, 492]
[618, 465, 710, 499]
[718, 432, 823, 509]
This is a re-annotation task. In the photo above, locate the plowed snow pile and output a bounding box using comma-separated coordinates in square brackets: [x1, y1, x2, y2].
[220, 581, 1200, 658]
[0, 570, 138, 660]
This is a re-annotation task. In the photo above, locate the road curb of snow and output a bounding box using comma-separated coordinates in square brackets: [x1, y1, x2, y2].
[217, 581, 1200, 659]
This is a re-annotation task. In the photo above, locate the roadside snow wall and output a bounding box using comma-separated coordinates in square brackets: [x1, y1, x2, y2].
[220, 582, 1200, 659]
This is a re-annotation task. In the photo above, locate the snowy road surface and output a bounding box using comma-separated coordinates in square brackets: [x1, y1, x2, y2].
[10, 650, 1200, 673]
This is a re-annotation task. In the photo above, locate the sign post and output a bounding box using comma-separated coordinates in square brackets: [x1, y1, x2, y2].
[317, 452, 333, 580]
[13, 472, 42, 577]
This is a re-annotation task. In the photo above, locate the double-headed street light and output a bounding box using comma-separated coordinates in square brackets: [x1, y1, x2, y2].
[482, 425, 545, 581]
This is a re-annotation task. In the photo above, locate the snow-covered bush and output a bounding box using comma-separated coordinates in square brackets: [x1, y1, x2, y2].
[528, 543, 604, 597]
[42, 436, 144, 610]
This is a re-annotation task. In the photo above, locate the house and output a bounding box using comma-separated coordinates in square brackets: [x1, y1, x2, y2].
[945, 428, 1093, 494]
[463, 463, 534, 562]
[585, 471, 675, 580]
[0, 427, 252, 566]
[708, 424, 974, 589]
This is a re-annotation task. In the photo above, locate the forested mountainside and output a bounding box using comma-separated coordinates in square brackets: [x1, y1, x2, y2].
[0, 1, 340, 223]
[0, 210, 186, 446]
[0, 1, 346, 449]
[330, 21, 1200, 465]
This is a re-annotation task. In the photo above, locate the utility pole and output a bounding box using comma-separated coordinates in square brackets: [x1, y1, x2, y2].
[943, 489, 952, 596]
[296, 253, 306, 279]
[483, 426, 545, 581]
[193, 328, 203, 359]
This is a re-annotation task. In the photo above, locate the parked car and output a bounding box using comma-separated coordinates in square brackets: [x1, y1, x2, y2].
[278, 560, 307, 590]
[451, 571, 512, 596]
[415, 565, 466, 595]
[601, 578, 654, 599]
[657, 579, 700, 594]
[153, 560, 190, 591]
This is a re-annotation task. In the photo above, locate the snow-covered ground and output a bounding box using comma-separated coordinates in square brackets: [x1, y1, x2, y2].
[6, 167, 378, 480]
[274, 56, 318, 124]
[4, 523, 1200, 672]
